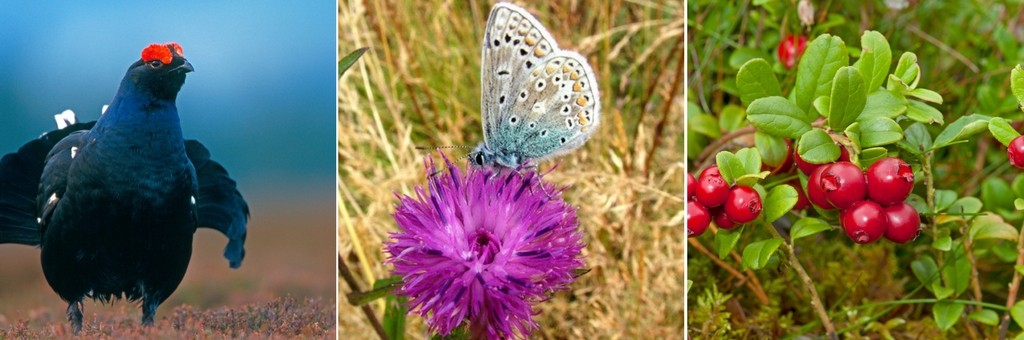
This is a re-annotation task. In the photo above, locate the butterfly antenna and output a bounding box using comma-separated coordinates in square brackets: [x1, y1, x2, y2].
[415, 145, 475, 150]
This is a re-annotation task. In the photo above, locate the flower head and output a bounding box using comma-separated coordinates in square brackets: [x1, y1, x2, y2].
[387, 156, 585, 339]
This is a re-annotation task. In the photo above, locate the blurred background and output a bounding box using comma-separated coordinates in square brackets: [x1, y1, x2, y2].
[0, 1, 336, 334]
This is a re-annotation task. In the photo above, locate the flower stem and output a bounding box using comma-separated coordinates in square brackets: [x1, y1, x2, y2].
[339, 253, 389, 339]
[998, 219, 1024, 339]
[765, 223, 837, 339]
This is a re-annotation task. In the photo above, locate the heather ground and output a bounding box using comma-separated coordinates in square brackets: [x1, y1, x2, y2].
[0, 198, 336, 338]
[337, 0, 684, 338]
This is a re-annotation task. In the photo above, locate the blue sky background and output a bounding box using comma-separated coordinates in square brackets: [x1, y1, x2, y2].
[0, 2, 336, 203]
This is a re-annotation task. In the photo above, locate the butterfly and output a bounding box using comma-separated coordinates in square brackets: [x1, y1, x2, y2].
[470, 2, 601, 169]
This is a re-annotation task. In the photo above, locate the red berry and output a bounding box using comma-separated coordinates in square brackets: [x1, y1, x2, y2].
[696, 166, 729, 208]
[838, 145, 850, 162]
[789, 179, 810, 210]
[820, 161, 867, 209]
[1009, 135, 1024, 169]
[840, 201, 888, 244]
[687, 173, 697, 200]
[883, 202, 921, 244]
[687, 201, 710, 237]
[807, 165, 836, 210]
[866, 157, 914, 205]
[711, 206, 738, 230]
[793, 149, 820, 175]
[778, 35, 808, 69]
[724, 186, 762, 224]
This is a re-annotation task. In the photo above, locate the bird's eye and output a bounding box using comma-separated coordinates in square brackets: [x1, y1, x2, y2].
[148, 60, 163, 68]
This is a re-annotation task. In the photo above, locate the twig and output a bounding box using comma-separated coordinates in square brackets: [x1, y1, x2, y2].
[339, 253, 389, 340]
[906, 25, 979, 73]
[961, 221, 983, 303]
[765, 223, 837, 340]
[689, 234, 770, 305]
[998, 219, 1024, 339]
[695, 125, 757, 169]
[644, 40, 685, 178]
[688, 238, 748, 282]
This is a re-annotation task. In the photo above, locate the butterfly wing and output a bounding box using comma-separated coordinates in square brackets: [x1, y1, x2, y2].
[480, 3, 600, 166]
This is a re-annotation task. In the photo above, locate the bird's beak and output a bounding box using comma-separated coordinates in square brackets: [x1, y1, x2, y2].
[172, 60, 194, 74]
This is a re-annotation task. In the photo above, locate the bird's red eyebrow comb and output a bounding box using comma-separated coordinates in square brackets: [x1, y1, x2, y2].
[140, 43, 182, 64]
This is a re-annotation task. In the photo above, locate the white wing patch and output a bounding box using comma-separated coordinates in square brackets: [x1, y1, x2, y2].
[54, 110, 77, 129]
[70, 147, 78, 159]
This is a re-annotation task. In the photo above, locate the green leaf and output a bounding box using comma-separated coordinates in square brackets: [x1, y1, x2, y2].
[791, 217, 832, 241]
[714, 226, 745, 259]
[755, 132, 789, 168]
[905, 100, 944, 125]
[859, 89, 907, 120]
[989, 117, 1020, 147]
[982, 177, 1016, 212]
[932, 301, 964, 331]
[859, 118, 903, 147]
[858, 147, 889, 168]
[734, 171, 771, 187]
[909, 88, 943, 104]
[747, 96, 813, 138]
[795, 34, 849, 116]
[827, 66, 868, 131]
[763, 184, 798, 223]
[715, 151, 745, 185]
[935, 190, 957, 213]
[968, 309, 1000, 326]
[931, 114, 991, 150]
[812, 95, 829, 118]
[1012, 65, 1024, 107]
[736, 148, 762, 176]
[892, 52, 920, 89]
[944, 244, 971, 295]
[690, 114, 722, 138]
[845, 122, 862, 151]
[1017, 198, 1024, 210]
[969, 213, 1018, 242]
[911, 256, 940, 292]
[741, 238, 784, 270]
[797, 129, 840, 164]
[737, 58, 782, 106]
[1013, 302, 1024, 330]
[1017, 265, 1024, 276]
[899, 123, 932, 155]
[888, 74, 910, 94]
[339, 47, 369, 76]
[1013, 175, 1024, 198]
[729, 47, 773, 70]
[855, 30, 892, 92]
[720, 105, 747, 133]
[947, 197, 983, 215]
[932, 229, 952, 251]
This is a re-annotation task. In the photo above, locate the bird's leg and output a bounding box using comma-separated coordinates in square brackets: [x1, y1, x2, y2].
[141, 296, 160, 326]
[66, 300, 83, 334]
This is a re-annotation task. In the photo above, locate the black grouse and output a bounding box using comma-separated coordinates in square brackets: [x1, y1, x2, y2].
[0, 43, 248, 332]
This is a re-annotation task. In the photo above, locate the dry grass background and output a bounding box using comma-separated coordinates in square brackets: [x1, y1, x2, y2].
[337, 0, 684, 338]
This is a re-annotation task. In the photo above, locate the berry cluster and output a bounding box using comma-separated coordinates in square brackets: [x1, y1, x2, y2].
[804, 157, 921, 244]
[687, 166, 762, 237]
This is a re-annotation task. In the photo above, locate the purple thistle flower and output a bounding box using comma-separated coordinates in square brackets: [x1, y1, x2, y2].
[386, 156, 586, 339]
